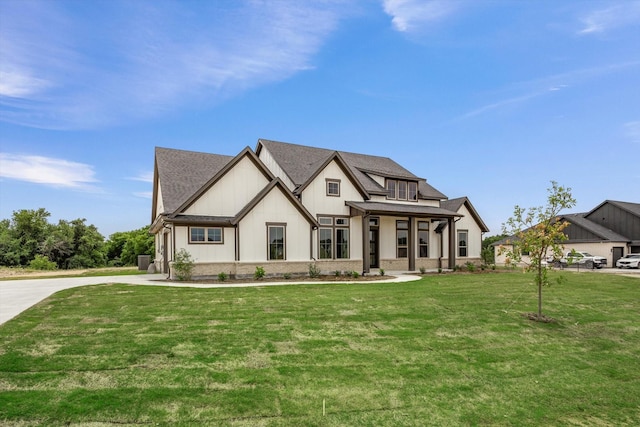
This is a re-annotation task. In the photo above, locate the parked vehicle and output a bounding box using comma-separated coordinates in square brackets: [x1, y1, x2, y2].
[552, 251, 607, 269]
[616, 254, 640, 269]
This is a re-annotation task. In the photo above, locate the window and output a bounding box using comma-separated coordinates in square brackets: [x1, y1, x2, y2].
[319, 228, 332, 259]
[189, 227, 223, 244]
[386, 180, 396, 199]
[268, 224, 285, 260]
[326, 179, 340, 196]
[458, 230, 468, 257]
[418, 221, 429, 258]
[318, 216, 350, 259]
[336, 228, 349, 259]
[398, 181, 407, 200]
[397, 220, 408, 258]
[408, 182, 418, 201]
[386, 179, 418, 202]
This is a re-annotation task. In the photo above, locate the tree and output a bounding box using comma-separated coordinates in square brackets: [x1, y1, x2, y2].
[9, 208, 52, 265]
[481, 234, 507, 265]
[499, 181, 576, 321]
[104, 226, 154, 266]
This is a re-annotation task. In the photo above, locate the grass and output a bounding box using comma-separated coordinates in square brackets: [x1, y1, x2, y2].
[0, 272, 638, 426]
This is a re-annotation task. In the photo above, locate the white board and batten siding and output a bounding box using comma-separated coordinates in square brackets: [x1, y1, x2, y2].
[175, 226, 236, 262]
[238, 187, 312, 262]
[184, 156, 270, 217]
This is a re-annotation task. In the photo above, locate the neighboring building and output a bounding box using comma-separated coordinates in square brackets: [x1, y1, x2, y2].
[494, 200, 640, 267]
[151, 139, 489, 278]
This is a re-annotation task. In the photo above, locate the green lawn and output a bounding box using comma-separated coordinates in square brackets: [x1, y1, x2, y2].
[1, 272, 638, 426]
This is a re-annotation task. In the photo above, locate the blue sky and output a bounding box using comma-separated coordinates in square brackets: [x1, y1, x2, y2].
[1, 0, 639, 238]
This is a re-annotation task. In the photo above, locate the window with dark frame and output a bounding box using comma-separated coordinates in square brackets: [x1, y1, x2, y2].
[318, 216, 349, 259]
[418, 221, 429, 257]
[386, 179, 418, 202]
[326, 179, 340, 197]
[268, 224, 286, 260]
[458, 230, 468, 257]
[189, 226, 223, 244]
[396, 220, 408, 258]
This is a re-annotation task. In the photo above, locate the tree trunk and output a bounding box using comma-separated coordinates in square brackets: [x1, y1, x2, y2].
[537, 263, 543, 319]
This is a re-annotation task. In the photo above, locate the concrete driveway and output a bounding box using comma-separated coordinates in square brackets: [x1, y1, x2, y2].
[0, 273, 421, 325]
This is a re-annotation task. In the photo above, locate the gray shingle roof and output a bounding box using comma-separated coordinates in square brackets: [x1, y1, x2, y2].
[155, 147, 233, 214]
[346, 201, 460, 218]
[441, 197, 490, 232]
[257, 139, 447, 200]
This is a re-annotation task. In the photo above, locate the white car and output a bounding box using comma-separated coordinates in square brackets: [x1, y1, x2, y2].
[616, 254, 640, 269]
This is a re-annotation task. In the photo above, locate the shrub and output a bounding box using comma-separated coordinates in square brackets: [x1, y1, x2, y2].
[283, 273, 291, 279]
[217, 272, 228, 282]
[419, 267, 426, 274]
[308, 263, 321, 278]
[437, 267, 443, 274]
[351, 270, 359, 279]
[29, 254, 57, 271]
[173, 249, 195, 281]
[465, 262, 476, 272]
[379, 268, 385, 276]
[334, 270, 341, 277]
[254, 266, 266, 280]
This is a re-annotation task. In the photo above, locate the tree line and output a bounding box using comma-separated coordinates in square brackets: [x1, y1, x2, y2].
[0, 208, 154, 270]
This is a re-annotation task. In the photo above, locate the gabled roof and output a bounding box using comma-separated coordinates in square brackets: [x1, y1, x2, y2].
[256, 139, 447, 201]
[232, 178, 318, 227]
[153, 146, 275, 221]
[561, 213, 629, 242]
[492, 212, 629, 246]
[586, 200, 640, 218]
[294, 151, 369, 199]
[173, 146, 274, 214]
[153, 147, 233, 220]
[155, 179, 318, 229]
[441, 197, 490, 233]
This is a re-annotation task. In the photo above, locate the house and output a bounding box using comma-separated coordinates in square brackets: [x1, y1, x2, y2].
[494, 200, 640, 267]
[151, 139, 489, 278]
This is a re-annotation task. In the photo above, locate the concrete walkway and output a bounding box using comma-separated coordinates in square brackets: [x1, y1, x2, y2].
[0, 273, 421, 325]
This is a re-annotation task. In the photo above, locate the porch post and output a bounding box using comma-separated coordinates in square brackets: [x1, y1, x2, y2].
[448, 217, 456, 269]
[408, 216, 415, 271]
[362, 214, 370, 274]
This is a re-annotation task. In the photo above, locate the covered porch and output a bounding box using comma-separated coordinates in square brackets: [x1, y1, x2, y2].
[346, 201, 462, 274]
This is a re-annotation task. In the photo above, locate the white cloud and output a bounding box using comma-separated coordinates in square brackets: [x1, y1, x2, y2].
[624, 121, 640, 143]
[0, 153, 99, 190]
[578, 2, 640, 35]
[0, 1, 351, 130]
[382, 0, 457, 32]
[129, 171, 154, 183]
[133, 191, 153, 199]
[454, 61, 640, 121]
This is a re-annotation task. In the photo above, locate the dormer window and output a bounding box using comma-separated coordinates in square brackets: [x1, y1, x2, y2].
[408, 182, 417, 201]
[386, 180, 396, 199]
[386, 179, 418, 202]
[398, 181, 407, 200]
[326, 179, 340, 197]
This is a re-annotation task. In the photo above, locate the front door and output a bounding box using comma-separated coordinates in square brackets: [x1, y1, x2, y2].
[613, 247, 623, 267]
[369, 229, 379, 268]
